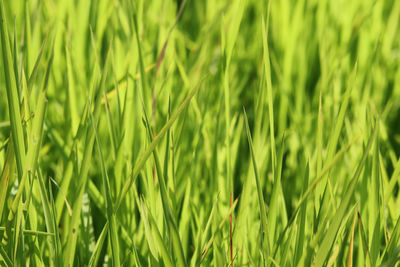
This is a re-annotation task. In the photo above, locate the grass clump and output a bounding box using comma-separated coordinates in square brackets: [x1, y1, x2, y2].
[1, 0, 400, 266]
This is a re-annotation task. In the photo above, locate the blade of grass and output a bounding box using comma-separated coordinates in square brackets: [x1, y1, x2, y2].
[222, 2, 246, 263]
[294, 163, 310, 265]
[27, 33, 48, 91]
[65, 45, 79, 134]
[381, 215, 400, 263]
[243, 107, 270, 260]
[0, 0, 26, 187]
[369, 117, 381, 266]
[269, 134, 288, 255]
[0, 245, 12, 267]
[201, 197, 239, 261]
[88, 223, 108, 267]
[143, 199, 174, 267]
[142, 102, 186, 266]
[317, 63, 357, 199]
[151, 0, 186, 128]
[385, 156, 400, 203]
[261, 11, 276, 177]
[0, 144, 14, 223]
[63, 45, 110, 266]
[358, 212, 372, 267]
[37, 170, 60, 266]
[88, 99, 120, 267]
[12, 17, 20, 101]
[139, 196, 160, 261]
[272, 132, 362, 259]
[1, 31, 53, 256]
[313, 124, 377, 267]
[7, 39, 53, 225]
[347, 207, 358, 267]
[0, 227, 55, 236]
[128, 0, 149, 101]
[84, 65, 205, 267]
[23, 0, 31, 75]
[115, 75, 206, 211]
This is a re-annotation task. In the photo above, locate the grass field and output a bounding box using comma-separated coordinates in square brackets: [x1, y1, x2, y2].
[1, 0, 400, 266]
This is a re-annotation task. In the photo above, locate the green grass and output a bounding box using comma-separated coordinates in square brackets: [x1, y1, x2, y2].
[1, 0, 400, 266]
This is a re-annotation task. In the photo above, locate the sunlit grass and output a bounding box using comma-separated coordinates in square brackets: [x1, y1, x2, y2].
[1, 0, 400, 266]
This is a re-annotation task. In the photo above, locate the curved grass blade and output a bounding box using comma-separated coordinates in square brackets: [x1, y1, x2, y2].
[358, 212, 372, 267]
[272, 132, 362, 258]
[63, 45, 110, 266]
[243, 107, 270, 260]
[317, 63, 357, 199]
[381, 215, 400, 264]
[222, 2, 247, 263]
[37, 170, 60, 266]
[0, 0, 26, 185]
[0, 246, 12, 267]
[115, 75, 206, 211]
[6, 39, 53, 228]
[142, 199, 174, 267]
[0, 144, 14, 223]
[142, 101, 186, 267]
[89, 97, 120, 267]
[27, 34, 48, 91]
[88, 223, 108, 267]
[313, 125, 377, 267]
[294, 163, 309, 265]
[346, 208, 358, 267]
[201, 197, 239, 261]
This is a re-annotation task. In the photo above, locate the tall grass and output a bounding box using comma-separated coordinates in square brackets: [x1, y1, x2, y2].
[1, 0, 400, 266]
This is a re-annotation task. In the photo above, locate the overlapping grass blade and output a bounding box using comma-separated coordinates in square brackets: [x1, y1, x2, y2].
[313, 124, 377, 267]
[115, 76, 206, 211]
[88, 222, 108, 267]
[0, 0, 399, 266]
[381, 216, 400, 265]
[358, 212, 372, 267]
[142, 199, 174, 267]
[347, 208, 358, 267]
[63, 44, 110, 266]
[37, 170, 60, 266]
[88, 99, 120, 266]
[243, 107, 270, 260]
[294, 163, 309, 265]
[142, 101, 186, 266]
[0, 0, 26, 186]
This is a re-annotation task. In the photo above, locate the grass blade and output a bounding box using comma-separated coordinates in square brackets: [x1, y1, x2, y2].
[0, 0, 26, 186]
[88, 99, 120, 267]
[358, 212, 372, 267]
[243, 107, 270, 259]
[115, 75, 206, 211]
[37, 171, 60, 266]
[88, 223, 108, 267]
[142, 101, 186, 266]
[313, 124, 377, 267]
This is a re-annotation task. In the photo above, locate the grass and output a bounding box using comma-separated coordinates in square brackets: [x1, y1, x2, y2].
[1, 0, 400, 266]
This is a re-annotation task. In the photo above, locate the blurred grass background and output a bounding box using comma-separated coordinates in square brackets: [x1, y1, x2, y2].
[1, 0, 400, 266]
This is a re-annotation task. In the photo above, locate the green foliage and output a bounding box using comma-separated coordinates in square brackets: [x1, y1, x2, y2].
[1, 0, 400, 266]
